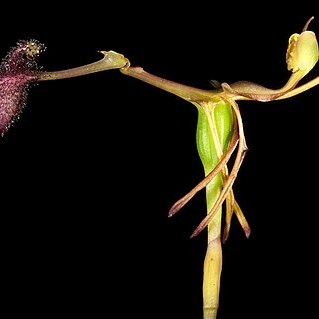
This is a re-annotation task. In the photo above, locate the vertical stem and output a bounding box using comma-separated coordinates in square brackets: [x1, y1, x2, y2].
[196, 101, 233, 319]
[203, 188, 223, 319]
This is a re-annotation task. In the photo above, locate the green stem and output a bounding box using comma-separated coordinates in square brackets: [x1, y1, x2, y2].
[203, 188, 223, 319]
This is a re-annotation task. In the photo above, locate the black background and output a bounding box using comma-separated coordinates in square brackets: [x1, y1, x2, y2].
[1, 5, 318, 319]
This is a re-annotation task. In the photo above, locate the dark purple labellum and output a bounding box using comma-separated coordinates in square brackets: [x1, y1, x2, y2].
[0, 40, 44, 136]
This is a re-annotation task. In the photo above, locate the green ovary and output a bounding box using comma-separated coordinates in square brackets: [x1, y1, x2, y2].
[196, 100, 233, 213]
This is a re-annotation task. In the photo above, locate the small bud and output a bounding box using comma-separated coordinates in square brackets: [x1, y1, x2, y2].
[0, 40, 44, 136]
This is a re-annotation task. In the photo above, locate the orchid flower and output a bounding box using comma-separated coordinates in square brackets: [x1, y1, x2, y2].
[1, 16, 318, 319]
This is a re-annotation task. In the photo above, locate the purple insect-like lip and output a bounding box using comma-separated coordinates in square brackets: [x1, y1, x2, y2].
[0, 40, 44, 136]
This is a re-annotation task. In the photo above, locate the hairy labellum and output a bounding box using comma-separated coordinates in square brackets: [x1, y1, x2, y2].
[0, 40, 44, 136]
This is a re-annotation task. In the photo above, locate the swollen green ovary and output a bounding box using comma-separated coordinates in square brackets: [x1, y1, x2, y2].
[196, 101, 233, 238]
[196, 101, 233, 319]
